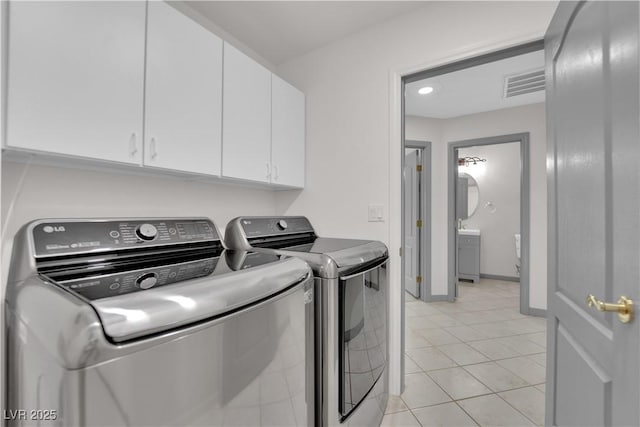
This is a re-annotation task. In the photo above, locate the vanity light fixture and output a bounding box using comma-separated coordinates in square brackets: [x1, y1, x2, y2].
[418, 86, 434, 95]
[458, 157, 487, 166]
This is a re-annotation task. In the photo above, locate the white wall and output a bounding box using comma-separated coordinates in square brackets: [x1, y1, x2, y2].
[274, 2, 556, 393]
[406, 103, 547, 308]
[459, 142, 521, 278]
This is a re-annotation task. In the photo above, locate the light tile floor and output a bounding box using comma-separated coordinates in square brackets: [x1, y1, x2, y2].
[383, 279, 546, 427]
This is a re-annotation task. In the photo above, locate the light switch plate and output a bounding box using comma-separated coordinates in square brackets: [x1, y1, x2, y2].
[368, 204, 384, 222]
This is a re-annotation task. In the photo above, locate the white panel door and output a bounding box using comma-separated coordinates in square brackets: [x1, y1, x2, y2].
[404, 150, 419, 298]
[546, 1, 639, 425]
[6, 1, 145, 165]
[271, 75, 305, 187]
[222, 42, 271, 183]
[144, 2, 223, 176]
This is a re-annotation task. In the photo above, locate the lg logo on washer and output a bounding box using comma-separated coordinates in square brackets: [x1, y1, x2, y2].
[43, 225, 66, 233]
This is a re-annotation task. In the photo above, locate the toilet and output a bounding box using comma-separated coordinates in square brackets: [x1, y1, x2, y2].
[515, 233, 521, 274]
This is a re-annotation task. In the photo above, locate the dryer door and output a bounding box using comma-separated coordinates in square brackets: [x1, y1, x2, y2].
[338, 259, 388, 420]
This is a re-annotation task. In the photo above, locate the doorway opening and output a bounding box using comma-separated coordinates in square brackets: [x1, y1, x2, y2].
[448, 133, 530, 316]
[395, 41, 547, 424]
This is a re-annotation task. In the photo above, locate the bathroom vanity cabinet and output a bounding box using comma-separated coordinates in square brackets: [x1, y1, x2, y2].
[458, 233, 480, 283]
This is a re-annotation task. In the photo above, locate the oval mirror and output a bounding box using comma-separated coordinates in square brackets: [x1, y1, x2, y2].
[456, 173, 480, 220]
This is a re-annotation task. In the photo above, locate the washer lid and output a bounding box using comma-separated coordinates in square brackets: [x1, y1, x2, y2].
[63, 255, 311, 342]
[269, 239, 388, 279]
[323, 240, 388, 271]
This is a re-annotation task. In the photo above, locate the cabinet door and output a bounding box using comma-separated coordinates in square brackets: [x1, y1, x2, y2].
[144, 2, 222, 176]
[458, 236, 479, 276]
[6, 2, 145, 164]
[271, 75, 305, 188]
[222, 42, 271, 183]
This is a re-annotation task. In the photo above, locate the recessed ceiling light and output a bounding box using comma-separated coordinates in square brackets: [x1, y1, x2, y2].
[418, 86, 434, 95]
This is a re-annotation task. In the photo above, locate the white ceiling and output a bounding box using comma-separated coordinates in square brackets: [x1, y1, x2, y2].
[405, 50, 545, 119]
[185, 1, 428, 65]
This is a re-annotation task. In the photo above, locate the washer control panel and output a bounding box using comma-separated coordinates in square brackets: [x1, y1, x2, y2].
[58, 257, 219, 300]
[240, 217, 313, 238]
[32, 219, 218, 258]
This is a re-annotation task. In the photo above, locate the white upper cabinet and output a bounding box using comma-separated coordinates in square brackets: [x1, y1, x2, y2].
[5, 2, 146, 164]
[271, 75, 305, 188]
[4, 2, 304, 188]
[144, 2, 223, 176]
[222, 42, 272, 183]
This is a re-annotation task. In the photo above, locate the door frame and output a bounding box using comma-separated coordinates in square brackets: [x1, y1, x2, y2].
[402, 140, 431, 301]
[391, 38, 545, 395]
[447, 133, 533, 315]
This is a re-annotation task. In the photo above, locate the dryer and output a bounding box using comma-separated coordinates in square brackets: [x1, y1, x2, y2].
[225, 216, 389, 427]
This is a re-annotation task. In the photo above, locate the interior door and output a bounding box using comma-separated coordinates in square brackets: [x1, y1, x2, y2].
[404, 149, 420, 298]
[546, 2, 639, 426]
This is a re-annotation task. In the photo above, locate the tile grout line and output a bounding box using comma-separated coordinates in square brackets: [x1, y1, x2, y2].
[493, 391, 544, 426]
[405, 347, 546, 374]
[390, 280, 545, 426]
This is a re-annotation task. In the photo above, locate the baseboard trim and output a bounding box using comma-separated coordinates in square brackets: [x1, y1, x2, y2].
[480, 273, 520, 283]
[527, 307, 547, 318]
[424, 294, 450, 302]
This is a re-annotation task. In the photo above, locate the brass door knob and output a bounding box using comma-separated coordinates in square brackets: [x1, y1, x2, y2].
[586, 294, 634, 323]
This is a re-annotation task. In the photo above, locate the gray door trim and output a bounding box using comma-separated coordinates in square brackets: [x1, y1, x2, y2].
[403, 40, 543, 84]
[403, 140, 432, 302]
[447, 133, 532, 315]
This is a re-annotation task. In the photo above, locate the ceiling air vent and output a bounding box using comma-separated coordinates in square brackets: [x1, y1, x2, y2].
[504, 69, 545, 98]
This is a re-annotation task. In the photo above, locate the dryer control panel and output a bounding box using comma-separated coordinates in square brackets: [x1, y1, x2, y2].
[239, 216, 314, 238]
[32, 218, 218, 258]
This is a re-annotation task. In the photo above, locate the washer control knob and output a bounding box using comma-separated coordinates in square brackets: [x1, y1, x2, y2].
[136, 223, 158, 241]
[277, 220, 288, 230]
[136, 273, 158, 290]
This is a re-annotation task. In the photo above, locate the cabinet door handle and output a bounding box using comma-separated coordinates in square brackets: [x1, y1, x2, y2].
[129, 133, 138, 156]
[150, 137, 158, 160]
[266, 162, 271, 179]
[273, 165, 279, 181]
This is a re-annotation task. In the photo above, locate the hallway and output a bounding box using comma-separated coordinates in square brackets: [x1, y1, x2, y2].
[383, 279, 546, 426]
